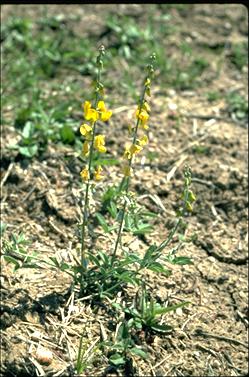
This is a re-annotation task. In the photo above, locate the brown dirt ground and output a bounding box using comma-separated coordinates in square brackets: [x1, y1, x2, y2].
[1, 4, 248, 377]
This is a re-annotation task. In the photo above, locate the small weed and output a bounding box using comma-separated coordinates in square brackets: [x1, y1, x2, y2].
[105, 14, 154, 60]
[103, 320, 147, 368]
[229, 42, 248, 71]
[206, 91, 222, 102]
[192, 145, 211, 155]
[2, 232, 36, 271]
[113, 286, 189, 334]
[226, 92, 248, 121]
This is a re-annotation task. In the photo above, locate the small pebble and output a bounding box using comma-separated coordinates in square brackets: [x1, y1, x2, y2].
[176, 307, 183, 316]
[35, 347, 53, 365]
[212, 359, 220, 369]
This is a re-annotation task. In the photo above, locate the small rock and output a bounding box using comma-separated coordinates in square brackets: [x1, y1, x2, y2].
[168, 102, 178, 111]
[168, 89, 176, 97]
[35, 347, 53, 365]
[212, 359, 220, 369]
[176, 307, 183, 316]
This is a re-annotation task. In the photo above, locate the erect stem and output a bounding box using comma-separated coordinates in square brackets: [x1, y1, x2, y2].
[111, 85, 147, 263]
[80, 47, 104, 292]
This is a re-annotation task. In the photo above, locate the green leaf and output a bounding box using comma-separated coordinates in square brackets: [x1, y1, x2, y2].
[19, 145, 38, 158]
[88, 253, 101, 267]
[98, 250, 110, 265]
[22, 121, 34, 138]
[121, 253, 141, 266]
[93, 158, 120, 166]
[169, 256, 193, 265]
[140, 211, 157, 218]
[109, 353, 126, 366]
[112, 302, 123, 311]
[3, 255, 21, 270]
[95, 213, 110, 233]
[133, 223, 153, 235]
[107, 201, 117, 218]
[14, 108, 32, 128]
[102, 186, 118, 202]
[130, 347, 147, 359]
[153, 301, 190, 316]
[49, 256, 60, 267]
[124, 213, 133, 230]
[119, 322, 130, 340]
[60, 262, 70, 271]
[118, 271, 138, 285]
[21, 263, 40, 269]
[147, 261, 171, 276]
[60, 124, 75, 144]
[141, 245, 157, 267]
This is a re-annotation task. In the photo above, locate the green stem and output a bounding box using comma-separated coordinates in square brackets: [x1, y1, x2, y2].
[80, 119, 98, 272]
[80, 52, 103, 292]
[112, 86, 147, 263]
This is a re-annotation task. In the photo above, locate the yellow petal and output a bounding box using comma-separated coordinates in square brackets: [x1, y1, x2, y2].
[85, 108, 99, 122]
[83, 101, 91, 110]
[80, 167, 89, 181]
[100, 110, 112, 122]
[98, 145, 107, 153]
[139, 122, 149, 130]
[94, 135, 106, 153]
[130, 144, 142, 156]
[143, 102, 151, 113]
[80, 123, 92, 136]
[94, 165, 104, 181]
[123, 147, 131, 160]
[83, 101, 91, 115]
[139, 135, 148, 146]
[136, 109, 149, 125]
[144, 78, 151, 87]
[97, 101, 106, 112]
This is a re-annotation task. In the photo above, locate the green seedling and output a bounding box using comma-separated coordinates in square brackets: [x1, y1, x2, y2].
[116, 287, 190, 334]
[103, 320, 147, 368]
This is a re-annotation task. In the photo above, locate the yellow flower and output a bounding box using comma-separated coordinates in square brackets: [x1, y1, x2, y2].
[144, 78, 151, 96]
[123, 146, 131, 160]
[82, 141, 90, 156]
[123, 143, 143, 160]
[144, 78, 151, 87]
[122, 165, 133, 177]
[80, 123, 92, 140]
[138, 135, 148, 146]
[140, 123, 149, 130]
[97, 101, 112, 122]
[83, 101, 99, 122]
[129, 144, 143, 156]
[136, 108, 149, 129]
[80, 167, 89, 181]
[94, 134, 106, 153]
[142, 101, 151, 113]
[94, 165, 104, 181]
[186, 201, 193, 212]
